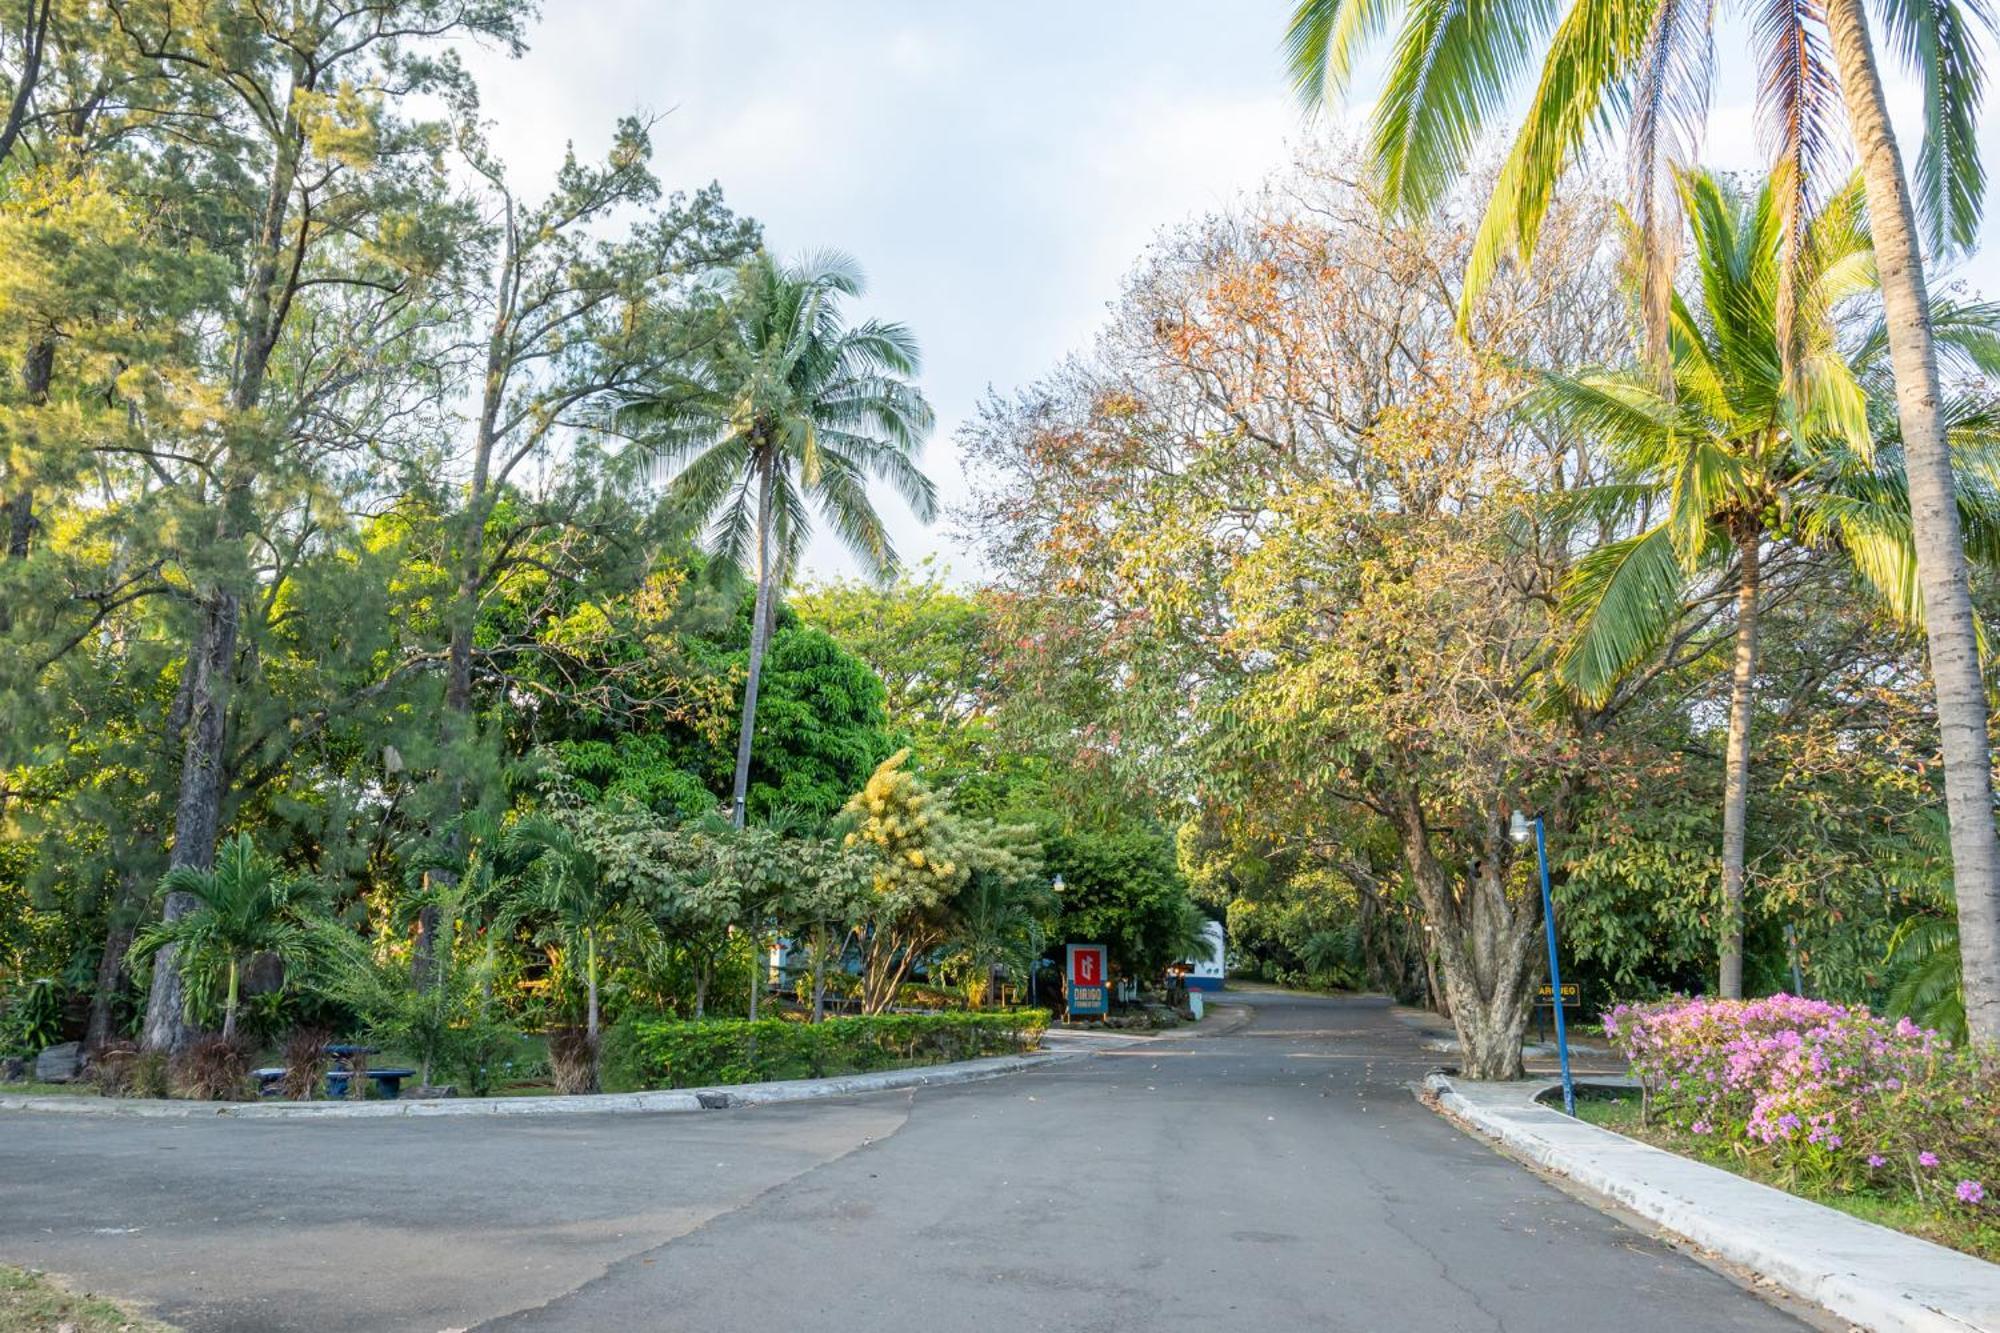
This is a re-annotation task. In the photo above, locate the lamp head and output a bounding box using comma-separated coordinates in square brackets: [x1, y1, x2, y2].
[1509, 810, 1532, 845]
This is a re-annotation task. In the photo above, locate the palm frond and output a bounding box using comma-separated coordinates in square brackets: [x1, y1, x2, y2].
[1557, 522, 1693, 702]
[1873, 0, 1993, 255]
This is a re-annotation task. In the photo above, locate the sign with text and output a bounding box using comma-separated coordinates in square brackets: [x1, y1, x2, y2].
[1536, 983, 1580, 1005]
[1066, 943, 1109, 1018]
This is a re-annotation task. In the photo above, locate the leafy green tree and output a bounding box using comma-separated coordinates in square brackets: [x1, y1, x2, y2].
[1285, 0, 2000, 1043]
[416, 115, 752, 975]
[130, 0, 532, 1052]
[621, 251, 936, 828]
[1543, 169, 2000, 997]
[1043, 825, 1199, 980]
[130, 835, 323, 1042]
[840, 749, 966, 1013]
[794, 565, 1031, 815]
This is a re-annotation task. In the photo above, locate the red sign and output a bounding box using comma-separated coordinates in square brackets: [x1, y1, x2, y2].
[1066, 944, 1108, 1017]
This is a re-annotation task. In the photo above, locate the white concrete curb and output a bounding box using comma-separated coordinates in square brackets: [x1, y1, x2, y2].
[0, 1051, 1070, 1120]
[1425, 1072, 2000, 1333]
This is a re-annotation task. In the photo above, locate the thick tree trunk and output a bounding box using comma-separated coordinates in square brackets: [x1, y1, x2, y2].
[1717, 528, 1761, 999]
[145, 90, 305, 1052]
[1394, 785, 1537, 1080]
[143, 587, 241, 1051]
[730, 458, 777, 829]
[1825, 0, 2000, 1046]
[84, 907, 137, 1054]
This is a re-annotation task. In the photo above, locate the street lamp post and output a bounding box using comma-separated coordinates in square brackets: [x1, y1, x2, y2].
[1512, 810, 1576, 1117]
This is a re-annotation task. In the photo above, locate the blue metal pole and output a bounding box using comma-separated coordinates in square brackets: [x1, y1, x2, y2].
[1534, 816, 1577, 1117]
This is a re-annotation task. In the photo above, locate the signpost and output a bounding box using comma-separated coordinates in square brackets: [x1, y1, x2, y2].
[1065, 943, 1108, 1020]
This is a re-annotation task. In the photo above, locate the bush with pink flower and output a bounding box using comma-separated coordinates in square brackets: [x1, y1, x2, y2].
[1605, 995, 1999, 1213]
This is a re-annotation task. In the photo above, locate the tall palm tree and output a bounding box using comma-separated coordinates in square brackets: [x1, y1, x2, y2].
[1287, 0, 2000, 1043]
[622, 251, 936, 828]
[130, 835, 323, 1043]
[1544, 169, 2000, 996]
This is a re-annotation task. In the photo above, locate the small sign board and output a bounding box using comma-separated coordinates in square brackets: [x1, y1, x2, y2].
[1066, 943, 1109, 1018]
[1536, 983, 1580, 1005]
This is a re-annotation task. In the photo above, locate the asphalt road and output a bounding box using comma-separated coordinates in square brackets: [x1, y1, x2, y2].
[1, 992, 1809, 1332]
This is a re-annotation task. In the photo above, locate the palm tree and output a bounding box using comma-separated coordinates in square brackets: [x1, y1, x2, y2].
[130, 835, 322, 1043]
[503, 810, 640, 1048]
[622, 251, 936, 829]
[1544, 169, 2000, 996]
[1286, 0, 2000, 1044]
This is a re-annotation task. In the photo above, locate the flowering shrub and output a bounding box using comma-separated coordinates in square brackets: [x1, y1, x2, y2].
[1606, 995, 1999, 1214]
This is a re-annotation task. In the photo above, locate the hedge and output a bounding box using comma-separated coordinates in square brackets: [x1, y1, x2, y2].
[601, 1009, 1050, 1091]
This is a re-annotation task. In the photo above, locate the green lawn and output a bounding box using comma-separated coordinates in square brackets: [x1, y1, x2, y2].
[0, 1266, 172, 1333]
[1576, 1092, 2000, 1264]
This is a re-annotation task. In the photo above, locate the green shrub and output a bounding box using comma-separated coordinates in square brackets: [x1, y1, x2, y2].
[601, 1009, 1049, 1092]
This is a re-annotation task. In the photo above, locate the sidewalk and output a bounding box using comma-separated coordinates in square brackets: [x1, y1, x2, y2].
[1427, 1072, 2000, 1333]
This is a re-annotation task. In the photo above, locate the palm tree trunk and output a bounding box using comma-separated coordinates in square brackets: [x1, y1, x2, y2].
[222, 959, 240, 1043]
[731, 457, 777, 829]
[1825, 0, 2000, 1045]
[1718, 529, 1762, 999]
[585, 928, 600, 1042]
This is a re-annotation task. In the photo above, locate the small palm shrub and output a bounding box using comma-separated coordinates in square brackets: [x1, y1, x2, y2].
[170, 1036, 251, 1101]
[87, 1043, 170, 1099]
[280, 1028, 331, 1100]
[547, 1025, 599, 1095]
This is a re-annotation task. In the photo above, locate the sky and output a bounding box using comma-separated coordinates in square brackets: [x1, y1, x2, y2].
[463, 2, 2000, 585]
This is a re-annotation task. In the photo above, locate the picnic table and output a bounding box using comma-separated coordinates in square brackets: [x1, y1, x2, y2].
[252, 1044, 418, 1100]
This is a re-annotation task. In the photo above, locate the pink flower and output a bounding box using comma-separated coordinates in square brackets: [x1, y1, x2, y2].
[1919, 1151, 1940, 1168]
[1957, 1181, 1985, 1206]
[1867, 1155, 1887, 1168]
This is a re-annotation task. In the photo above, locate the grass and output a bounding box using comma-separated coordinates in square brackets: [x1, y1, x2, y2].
[1576, 1091, 2000, 1264]
[0, 1265, 173, 1332]
[0, 1081, 100, 1097]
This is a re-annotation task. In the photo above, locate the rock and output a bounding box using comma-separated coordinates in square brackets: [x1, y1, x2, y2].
[0, 1055, 26, 1082]
[34, 1041, 83, 1083]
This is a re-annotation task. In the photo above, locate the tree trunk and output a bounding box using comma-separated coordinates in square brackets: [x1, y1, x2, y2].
[730, 458, 777, 829]
[1825, 0, 2000, 1046]
[221, 959, 240, 1043]
[143, 587, 240, 1051]
[1, 339, 54, 640]
[747, 928, 762, 1022]
[84, 915, 136, 1053]
[585, 928, 600, 1042]
[0, 0, 50, 169]
[1717, 528, 1761, 999]
[145, 94, 303, 1053]
[1394, 785, 1537, 1079]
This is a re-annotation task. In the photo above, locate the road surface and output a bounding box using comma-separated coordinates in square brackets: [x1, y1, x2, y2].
[1, 992, 1809, 1331]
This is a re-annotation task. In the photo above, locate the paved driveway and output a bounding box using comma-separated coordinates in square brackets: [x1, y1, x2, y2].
[1, 993, 1809, 1331]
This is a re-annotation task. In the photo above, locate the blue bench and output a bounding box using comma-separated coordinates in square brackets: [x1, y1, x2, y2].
[251, 1066, 418, 1099]
[252, 1043, 418, 1100]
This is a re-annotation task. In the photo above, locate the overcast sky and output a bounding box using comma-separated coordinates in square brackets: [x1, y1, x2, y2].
[464, 2, 2000, 584]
